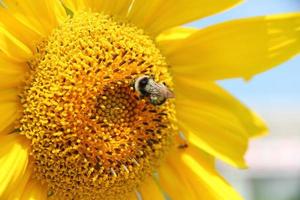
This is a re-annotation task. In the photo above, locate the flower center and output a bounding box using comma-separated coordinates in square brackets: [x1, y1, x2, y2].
[19, 12, 176, 199]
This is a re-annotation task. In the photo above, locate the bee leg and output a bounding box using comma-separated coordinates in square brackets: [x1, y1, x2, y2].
[149, 95, 166, 106]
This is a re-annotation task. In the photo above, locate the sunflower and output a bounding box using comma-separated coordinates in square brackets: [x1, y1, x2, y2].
[0, 0, 299, 199]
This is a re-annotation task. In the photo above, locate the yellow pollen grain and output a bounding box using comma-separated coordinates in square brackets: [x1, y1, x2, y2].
[19, 12, 176, 200]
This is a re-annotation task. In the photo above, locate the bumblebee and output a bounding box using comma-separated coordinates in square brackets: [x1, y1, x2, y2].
[134, 75, 174, 105]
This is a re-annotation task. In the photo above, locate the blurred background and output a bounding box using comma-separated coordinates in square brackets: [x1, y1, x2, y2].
[189, 1, 300, 200]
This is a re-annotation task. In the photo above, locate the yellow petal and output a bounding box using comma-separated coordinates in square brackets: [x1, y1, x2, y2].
[0, 3, 45, 37]
[0, 0, 67, 61]
[0, 82, 20, 135]
[177, 78, 267, 138]
[0, 6, 43, 51]
[166, 147, 243, 200]
[0, 88, 18, 102]
[0, 53, 27, 88]
[139, 176, 165, 200]
[175, 78, 267, 167]
[0, 25, 32, 61]
[3, 0, 67, 35]
[3, 163, 32, 200]
[62, 0, 90, 12]
[156, 27, 196, 43]
[0, 55, 23, 135]
[158, 160, 199, 200]
[88, 0, 132, 17]
[156, 27, 197, 55]
[0, 134, 30, 198]
[0, 102, 19, 134]
[20, 179, 47, 200]
[162, 13, 300, 80]
[128, 0, 242, 36]
[62, 0, 132, 18]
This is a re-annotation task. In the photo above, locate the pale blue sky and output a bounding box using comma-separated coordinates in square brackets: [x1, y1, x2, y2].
[190, 0, 300, 110]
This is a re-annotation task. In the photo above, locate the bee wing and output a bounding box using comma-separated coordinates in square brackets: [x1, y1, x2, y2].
[146, 80, 161, 94]
[164, 87, 175, 98]
[146, 79, 174, 98]
[157, 83, 174, 99]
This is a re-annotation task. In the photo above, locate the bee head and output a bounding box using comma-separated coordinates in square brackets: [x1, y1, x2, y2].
[138, 76, 149, 87]
[134, 76, 150, 96]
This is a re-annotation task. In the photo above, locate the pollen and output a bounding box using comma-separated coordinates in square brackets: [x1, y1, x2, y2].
[18, 12, 176, 199]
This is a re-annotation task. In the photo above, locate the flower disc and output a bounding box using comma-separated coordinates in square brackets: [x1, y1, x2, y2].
[19, 12, 176, 199]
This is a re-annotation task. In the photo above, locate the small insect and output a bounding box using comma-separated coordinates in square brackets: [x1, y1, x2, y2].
[177, 131, 189, 149]
[134, 75, 174, 105]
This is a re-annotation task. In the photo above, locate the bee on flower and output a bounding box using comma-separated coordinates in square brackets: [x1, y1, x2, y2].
[134, 75, 174, 105]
